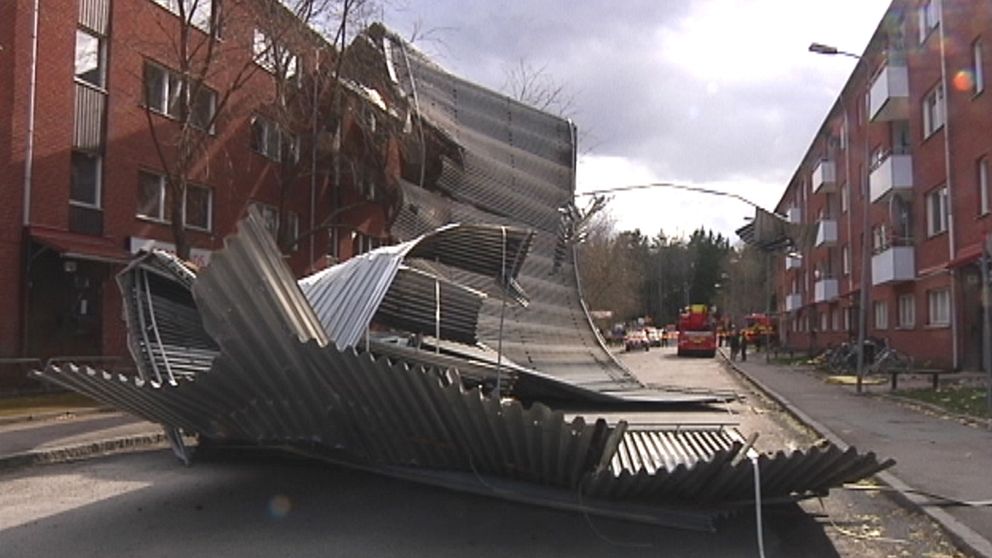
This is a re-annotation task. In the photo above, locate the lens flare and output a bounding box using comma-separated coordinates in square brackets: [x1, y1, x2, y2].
[953, 70, 974, 92]
[268, 494, 292, 519]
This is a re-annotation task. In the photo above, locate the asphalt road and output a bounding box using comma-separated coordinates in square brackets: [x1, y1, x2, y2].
[0, 347, 966, 557]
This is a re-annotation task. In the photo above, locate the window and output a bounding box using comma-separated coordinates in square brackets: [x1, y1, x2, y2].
[922, 84, 944, 138]
[143, 62, 216, 130]
[820, 311, 829, 332]
[75, 29, 105, 88]
[286, 211, 300, 251]
[928, 288, 950, 326]
[137, 171, 170, 221]
[252, 28, 299, 79]
[874, 300, 888, 330]
[898, 294, 915, 329]
[842, 245, 851, 275]
[840, 183, 849, 213]
[136, 170, 209, 230]
[980, 157, 990, 216]
[185, 184, 212, 231]
[152, 0, 215, 33]
[872, 224, 888, 252]
[250, 116, 297, 162]
[975, 40, 985, 94]
[918, 0, 940, 43]
[832, 308, 842, 331]
[844, 307, 852, 331]
[251, 202, 280, 236]
[926, 186, 949, 236]
[70, 151, 101, 207]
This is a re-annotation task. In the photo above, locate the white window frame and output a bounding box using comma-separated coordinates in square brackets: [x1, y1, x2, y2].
[253, 28, 299, 80]
[974, 39, 985, 95]
[898, 294, 916, 329]
[70, 151, 102, 209]
[137, 170, 169, 222]
[926, 186, 949, 237]
[842, 245, 851, 276]
[928, 288, 950, 326]
[832, 307, 842, 331]
[144, 61, 215, 131]
[874, 300, 889, 330]
[75, 28, 106, 90]
[151, 0, 215, 33]
[980, 156, 990, 216]
[840, 183, 849, 213]
[922, 83, 945, 138]
[918, 0, 940, 43]
[184, 184, 212, 232]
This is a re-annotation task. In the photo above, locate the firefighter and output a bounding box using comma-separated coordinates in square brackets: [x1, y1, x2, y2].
[729, 327, 740, 361]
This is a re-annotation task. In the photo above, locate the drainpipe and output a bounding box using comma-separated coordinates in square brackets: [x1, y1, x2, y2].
[22, 0, 40, 227]
[938, 0, 959, 368]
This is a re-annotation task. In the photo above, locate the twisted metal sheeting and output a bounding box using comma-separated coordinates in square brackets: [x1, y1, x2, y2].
[32, 212, 893, 529]
[298, 222, 532, 350]
[384, 39, 652, 395]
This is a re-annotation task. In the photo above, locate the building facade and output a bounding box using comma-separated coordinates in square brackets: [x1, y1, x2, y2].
[775, 0, 992, 369]
[0, 0, 393, 388]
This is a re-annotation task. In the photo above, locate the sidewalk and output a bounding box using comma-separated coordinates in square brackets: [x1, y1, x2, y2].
[0, 411, 164, 470]
[724, 349, 992, 558]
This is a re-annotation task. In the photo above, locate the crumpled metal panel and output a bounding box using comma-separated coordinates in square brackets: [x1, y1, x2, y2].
[32, 212, 893, 527]
[298, 222, 532, 349]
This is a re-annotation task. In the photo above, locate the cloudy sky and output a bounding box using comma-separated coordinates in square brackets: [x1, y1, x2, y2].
[382, 0, 892, 241]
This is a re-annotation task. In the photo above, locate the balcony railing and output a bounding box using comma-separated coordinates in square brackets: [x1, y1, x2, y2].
[872, 245, 915, 285]
[814, 278, 839, 303]
[811, 159, 836, 194]
[785, 293, 803, 312]
[869, 153, 913, 203]
[786, 207, 801, 224]
[785, 255, 801, 270]
[869, 63, 910, 122]
[815, 219, 838, 247]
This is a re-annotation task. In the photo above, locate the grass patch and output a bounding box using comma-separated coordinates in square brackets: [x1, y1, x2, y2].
[0, 392, 99, 417]
[895, 386, 992, 419]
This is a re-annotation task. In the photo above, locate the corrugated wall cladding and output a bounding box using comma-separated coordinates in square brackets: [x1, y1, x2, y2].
[78, 0, 110, 34]
[73, 83, 105, 151]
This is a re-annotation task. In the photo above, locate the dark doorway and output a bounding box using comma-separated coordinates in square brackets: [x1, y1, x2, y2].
[26, 248, 106, 361]
[960, 266, 982, 371]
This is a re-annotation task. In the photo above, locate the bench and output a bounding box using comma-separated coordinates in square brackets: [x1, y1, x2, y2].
[888, 368, 955, 391]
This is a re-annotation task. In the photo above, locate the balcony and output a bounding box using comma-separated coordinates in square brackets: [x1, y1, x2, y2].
[786, 207, 801, 224]
[815, 219, 838, 247]
[785, 255, 801, 270]
[869, 153, 913, 203]
[869, 63, 910, 122]
[811, 159, 836, 194]
[785, 293, 803, 312]
[872, 246, 915, 285]
[814, 278, 839, 303]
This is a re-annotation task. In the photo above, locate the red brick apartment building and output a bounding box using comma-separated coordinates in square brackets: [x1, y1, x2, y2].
[775, 0, 992, 369]
[0, 0, 393, 387]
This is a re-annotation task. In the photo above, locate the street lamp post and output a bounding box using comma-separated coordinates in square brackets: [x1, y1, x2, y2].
[808, 42, 870, 394]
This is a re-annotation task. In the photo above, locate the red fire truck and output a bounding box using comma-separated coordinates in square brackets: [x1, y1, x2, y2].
[677, 304, 717, 357]
[743, 313, 776, 348]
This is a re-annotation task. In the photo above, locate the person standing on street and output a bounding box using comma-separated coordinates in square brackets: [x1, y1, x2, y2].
[729, 327, 740, 361]
[740, 330, 748, 362]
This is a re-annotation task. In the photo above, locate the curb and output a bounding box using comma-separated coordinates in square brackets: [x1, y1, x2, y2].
[0, 432, 167, 472]
[717, 350, 992, 558]
[0, 406, 116, 426]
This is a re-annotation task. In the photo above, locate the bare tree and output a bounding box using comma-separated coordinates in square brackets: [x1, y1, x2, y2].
[501, 58, 576, 118]
[137, 0, 353, 259]
[577, 211, 646, 321]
